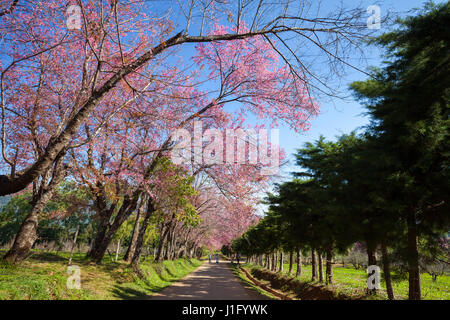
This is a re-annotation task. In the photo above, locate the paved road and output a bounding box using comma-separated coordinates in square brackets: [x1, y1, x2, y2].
[150, 261, 266, 300]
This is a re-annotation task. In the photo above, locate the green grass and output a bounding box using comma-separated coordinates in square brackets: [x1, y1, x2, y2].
[0, 249, 203, 300]
[245, 262, 450, 300]
[230, 263, 277, 300]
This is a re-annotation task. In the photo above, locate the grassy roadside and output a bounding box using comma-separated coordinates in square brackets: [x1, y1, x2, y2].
[230, 263, 277, 300]
[241, 263, 450, 300]
[0, 249, 203, 300]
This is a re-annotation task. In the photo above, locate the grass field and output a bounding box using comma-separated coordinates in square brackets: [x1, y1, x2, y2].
[244, 262, 449, 300]
[0, 250, 202, 300]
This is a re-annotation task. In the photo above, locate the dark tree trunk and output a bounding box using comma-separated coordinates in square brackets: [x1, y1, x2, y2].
[4, 200, 41, 264]
[367, 242, 377, 266]
[164, 227, 172, 260]
[381, 241, 394, 300]
[311, 249, 317, 281]
[131, 200, 155, 269]
[318, 252, 324, 283]
[155, 223, 171, 262]
[88, 214, 129, 264]
[325, 247, 333, 285]
[86, 213, 110, 258]
[88, 194, 140, 264]
[3, 154, 66, 265]
[165, 233, 171, 260]
[296, 247, 302, 277]
[278, 251, 284, 272]
[407, 211, 421, 300]
[168, 227, 176, 260]
[271, 252, 276, 271]
[123, 203, 143, 262]
[187, 241, 195, 259]
[274, 252, 278, 271]
[288, 251, 293, 275]
[88, 232, 115, 263]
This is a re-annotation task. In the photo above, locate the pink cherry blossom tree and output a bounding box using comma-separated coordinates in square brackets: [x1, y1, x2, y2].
[1, 0, 371, 196]
[1, 0, 372, 264]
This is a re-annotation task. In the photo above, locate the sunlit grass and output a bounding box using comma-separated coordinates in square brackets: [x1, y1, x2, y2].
[245, 262, 449, 300]
[230, 264, 277, 300]
[0, 249, 202, 300]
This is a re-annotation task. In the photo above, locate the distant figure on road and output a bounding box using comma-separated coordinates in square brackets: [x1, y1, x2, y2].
[208, 254, 211, 263]
[237, 253, 241, 265]
[216, 254, 219, 263]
